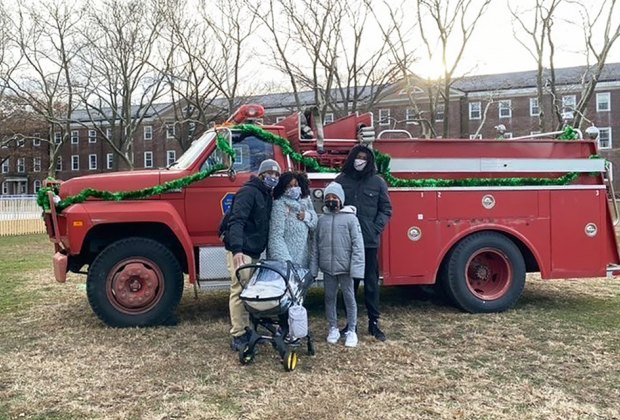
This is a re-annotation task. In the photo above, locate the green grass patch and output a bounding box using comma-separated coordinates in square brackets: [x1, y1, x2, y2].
[0, 234, 53, 315]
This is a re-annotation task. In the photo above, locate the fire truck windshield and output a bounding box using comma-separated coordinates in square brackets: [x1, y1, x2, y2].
[167, 131, 216, 169]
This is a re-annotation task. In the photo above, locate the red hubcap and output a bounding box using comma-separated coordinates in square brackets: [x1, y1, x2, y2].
[107, 259, 164, 314]
[465, 248, 512, 300]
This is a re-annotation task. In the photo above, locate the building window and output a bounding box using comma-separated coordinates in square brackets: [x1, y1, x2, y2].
[167, 150, 176, 166]
[499, 100, 512, 118]
[188, 121, 196, 136]
[276, 116, 285, 123]
[71, 130, 79, 144]
[17, 138, 25, 147]
[1, 159, 8, 173]
[469, 134, 482, 139]
[405, 108, 416, 124]
[33, 157, 41, 172]
[435, 104, 445, 122]
[599, 127, 612, 150]
[378, 109, 390, 126]
[71, 155, 79, 171]
[469, 102, 481, 120]
[144, 151, 153, 168]
[165, 123, 175, 139]
[107, 153, 114, 169]
[1, 182, 7, 195]
[529, 98, 540, 116]
[324, 113, 334, 124]
[106, 127, 113, 140]
[33, 180, 42, 193]
[562, 95, 576, 119]
[56, 157, 63, 172]
[596, 92, 610, 112]
[33, 134, 41, 147]
[89, 130, 97, 143]
[89, 154, 97, 170]
[144, 125, 153, 140]
[17, 158, 25, 173]
[54, 132, 62, 144]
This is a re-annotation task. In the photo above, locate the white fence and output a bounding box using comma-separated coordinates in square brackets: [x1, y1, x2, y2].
[0, 195, 46, 236]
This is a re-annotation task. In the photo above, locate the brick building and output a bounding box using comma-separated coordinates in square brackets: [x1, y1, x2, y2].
[3, 63, 620, 194]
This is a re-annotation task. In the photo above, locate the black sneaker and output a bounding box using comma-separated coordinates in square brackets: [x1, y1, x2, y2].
[368, 320, 386, 342]
[231, 331, 250, 351]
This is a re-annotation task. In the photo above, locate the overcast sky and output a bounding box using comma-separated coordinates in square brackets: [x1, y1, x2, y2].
[413, 0, 620, 78]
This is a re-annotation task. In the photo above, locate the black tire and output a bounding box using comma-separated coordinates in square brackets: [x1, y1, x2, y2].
[435, 251, 456, 305]
[87, 237, 184, 327]
[445, 232, 526, 313]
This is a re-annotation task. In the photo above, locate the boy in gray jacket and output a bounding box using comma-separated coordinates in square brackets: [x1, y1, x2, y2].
[310, 182, 365, 347]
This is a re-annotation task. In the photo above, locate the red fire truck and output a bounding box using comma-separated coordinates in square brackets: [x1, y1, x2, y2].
[41, 104, 620, 327]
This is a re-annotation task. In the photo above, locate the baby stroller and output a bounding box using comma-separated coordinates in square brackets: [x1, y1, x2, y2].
[236, 260, 315, 371]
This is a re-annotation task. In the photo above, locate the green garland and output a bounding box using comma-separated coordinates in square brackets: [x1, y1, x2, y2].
[38, 124, 594, 212]
[558, 125, 579, 140]
[235, 124, 338, 173]
[37, 164, 226, 212]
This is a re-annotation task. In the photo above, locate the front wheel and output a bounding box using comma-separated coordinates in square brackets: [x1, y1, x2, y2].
[87, 237, 184, 327]
[444, 232, 526, 313]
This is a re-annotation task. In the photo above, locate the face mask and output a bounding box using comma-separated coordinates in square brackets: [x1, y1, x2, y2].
[325, 200, 340, 211]
[263, 176, 279, 189]
[354, 159, 367, 171]
[285, 186, 301, 200]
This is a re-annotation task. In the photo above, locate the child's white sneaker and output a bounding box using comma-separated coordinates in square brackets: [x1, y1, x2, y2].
[344, 331, 358, 348]
[326, 327, 340, 344]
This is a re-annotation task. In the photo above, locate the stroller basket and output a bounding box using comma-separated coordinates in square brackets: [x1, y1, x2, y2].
[235, 260, 315, 372]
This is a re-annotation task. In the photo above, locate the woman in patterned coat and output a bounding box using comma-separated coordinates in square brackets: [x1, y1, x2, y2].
[268, 171, 317, 267]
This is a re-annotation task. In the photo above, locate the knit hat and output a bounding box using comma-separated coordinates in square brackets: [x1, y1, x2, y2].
[257, 159, 281, 175]
[324, 182, 345, 204]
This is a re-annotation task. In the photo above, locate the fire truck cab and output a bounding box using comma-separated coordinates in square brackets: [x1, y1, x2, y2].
[43, 104, 620, 327]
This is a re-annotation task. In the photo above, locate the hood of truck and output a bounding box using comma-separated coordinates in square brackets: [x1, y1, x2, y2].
[59, 170, 165, 199]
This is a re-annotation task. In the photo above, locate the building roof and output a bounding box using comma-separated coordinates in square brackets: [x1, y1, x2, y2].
[453, 62, 620, 92]
[71, 103, 173, 122]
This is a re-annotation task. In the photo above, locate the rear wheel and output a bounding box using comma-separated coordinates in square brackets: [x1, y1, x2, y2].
[87, 237, 183, 327]
[445, 232, 526, 313]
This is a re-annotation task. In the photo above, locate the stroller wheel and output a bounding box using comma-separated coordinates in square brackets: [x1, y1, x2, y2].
[283, 350, 298, 372]
[239, 345, 255, 365]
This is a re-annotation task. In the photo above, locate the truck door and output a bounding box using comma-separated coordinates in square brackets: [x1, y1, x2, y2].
[184, 133, 279, 280]
[185, 133, 277, 243]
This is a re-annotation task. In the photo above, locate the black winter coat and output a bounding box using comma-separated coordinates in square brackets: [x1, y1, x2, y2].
[224, 176, 273, 258]
[335, 172, 393, 248]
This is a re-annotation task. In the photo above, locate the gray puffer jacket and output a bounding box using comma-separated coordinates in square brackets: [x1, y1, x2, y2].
[310, 205, 365, 279]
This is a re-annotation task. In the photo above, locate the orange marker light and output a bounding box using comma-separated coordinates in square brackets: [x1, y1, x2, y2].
[72, 220, 84, 227]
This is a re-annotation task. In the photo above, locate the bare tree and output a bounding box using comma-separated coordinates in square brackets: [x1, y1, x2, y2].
[569, 0, 620, 130]
[76, 0, 169, 170]
[509, 0, 562, 132]
[370, 1, 441, 138]
[252, 0, 398, 125]
[0, 0, 83, 177]
[417, 0, 492, 138]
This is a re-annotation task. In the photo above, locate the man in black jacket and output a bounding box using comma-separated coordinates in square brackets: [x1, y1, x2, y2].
[335, 145, 392, 341]
[224, 158, 281, 351]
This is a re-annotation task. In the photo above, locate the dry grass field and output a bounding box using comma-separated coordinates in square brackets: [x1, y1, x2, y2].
[1, 234, 620, 419]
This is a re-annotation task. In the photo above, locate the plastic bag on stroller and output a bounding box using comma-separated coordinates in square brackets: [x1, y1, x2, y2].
[236, 260, 315, 371]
